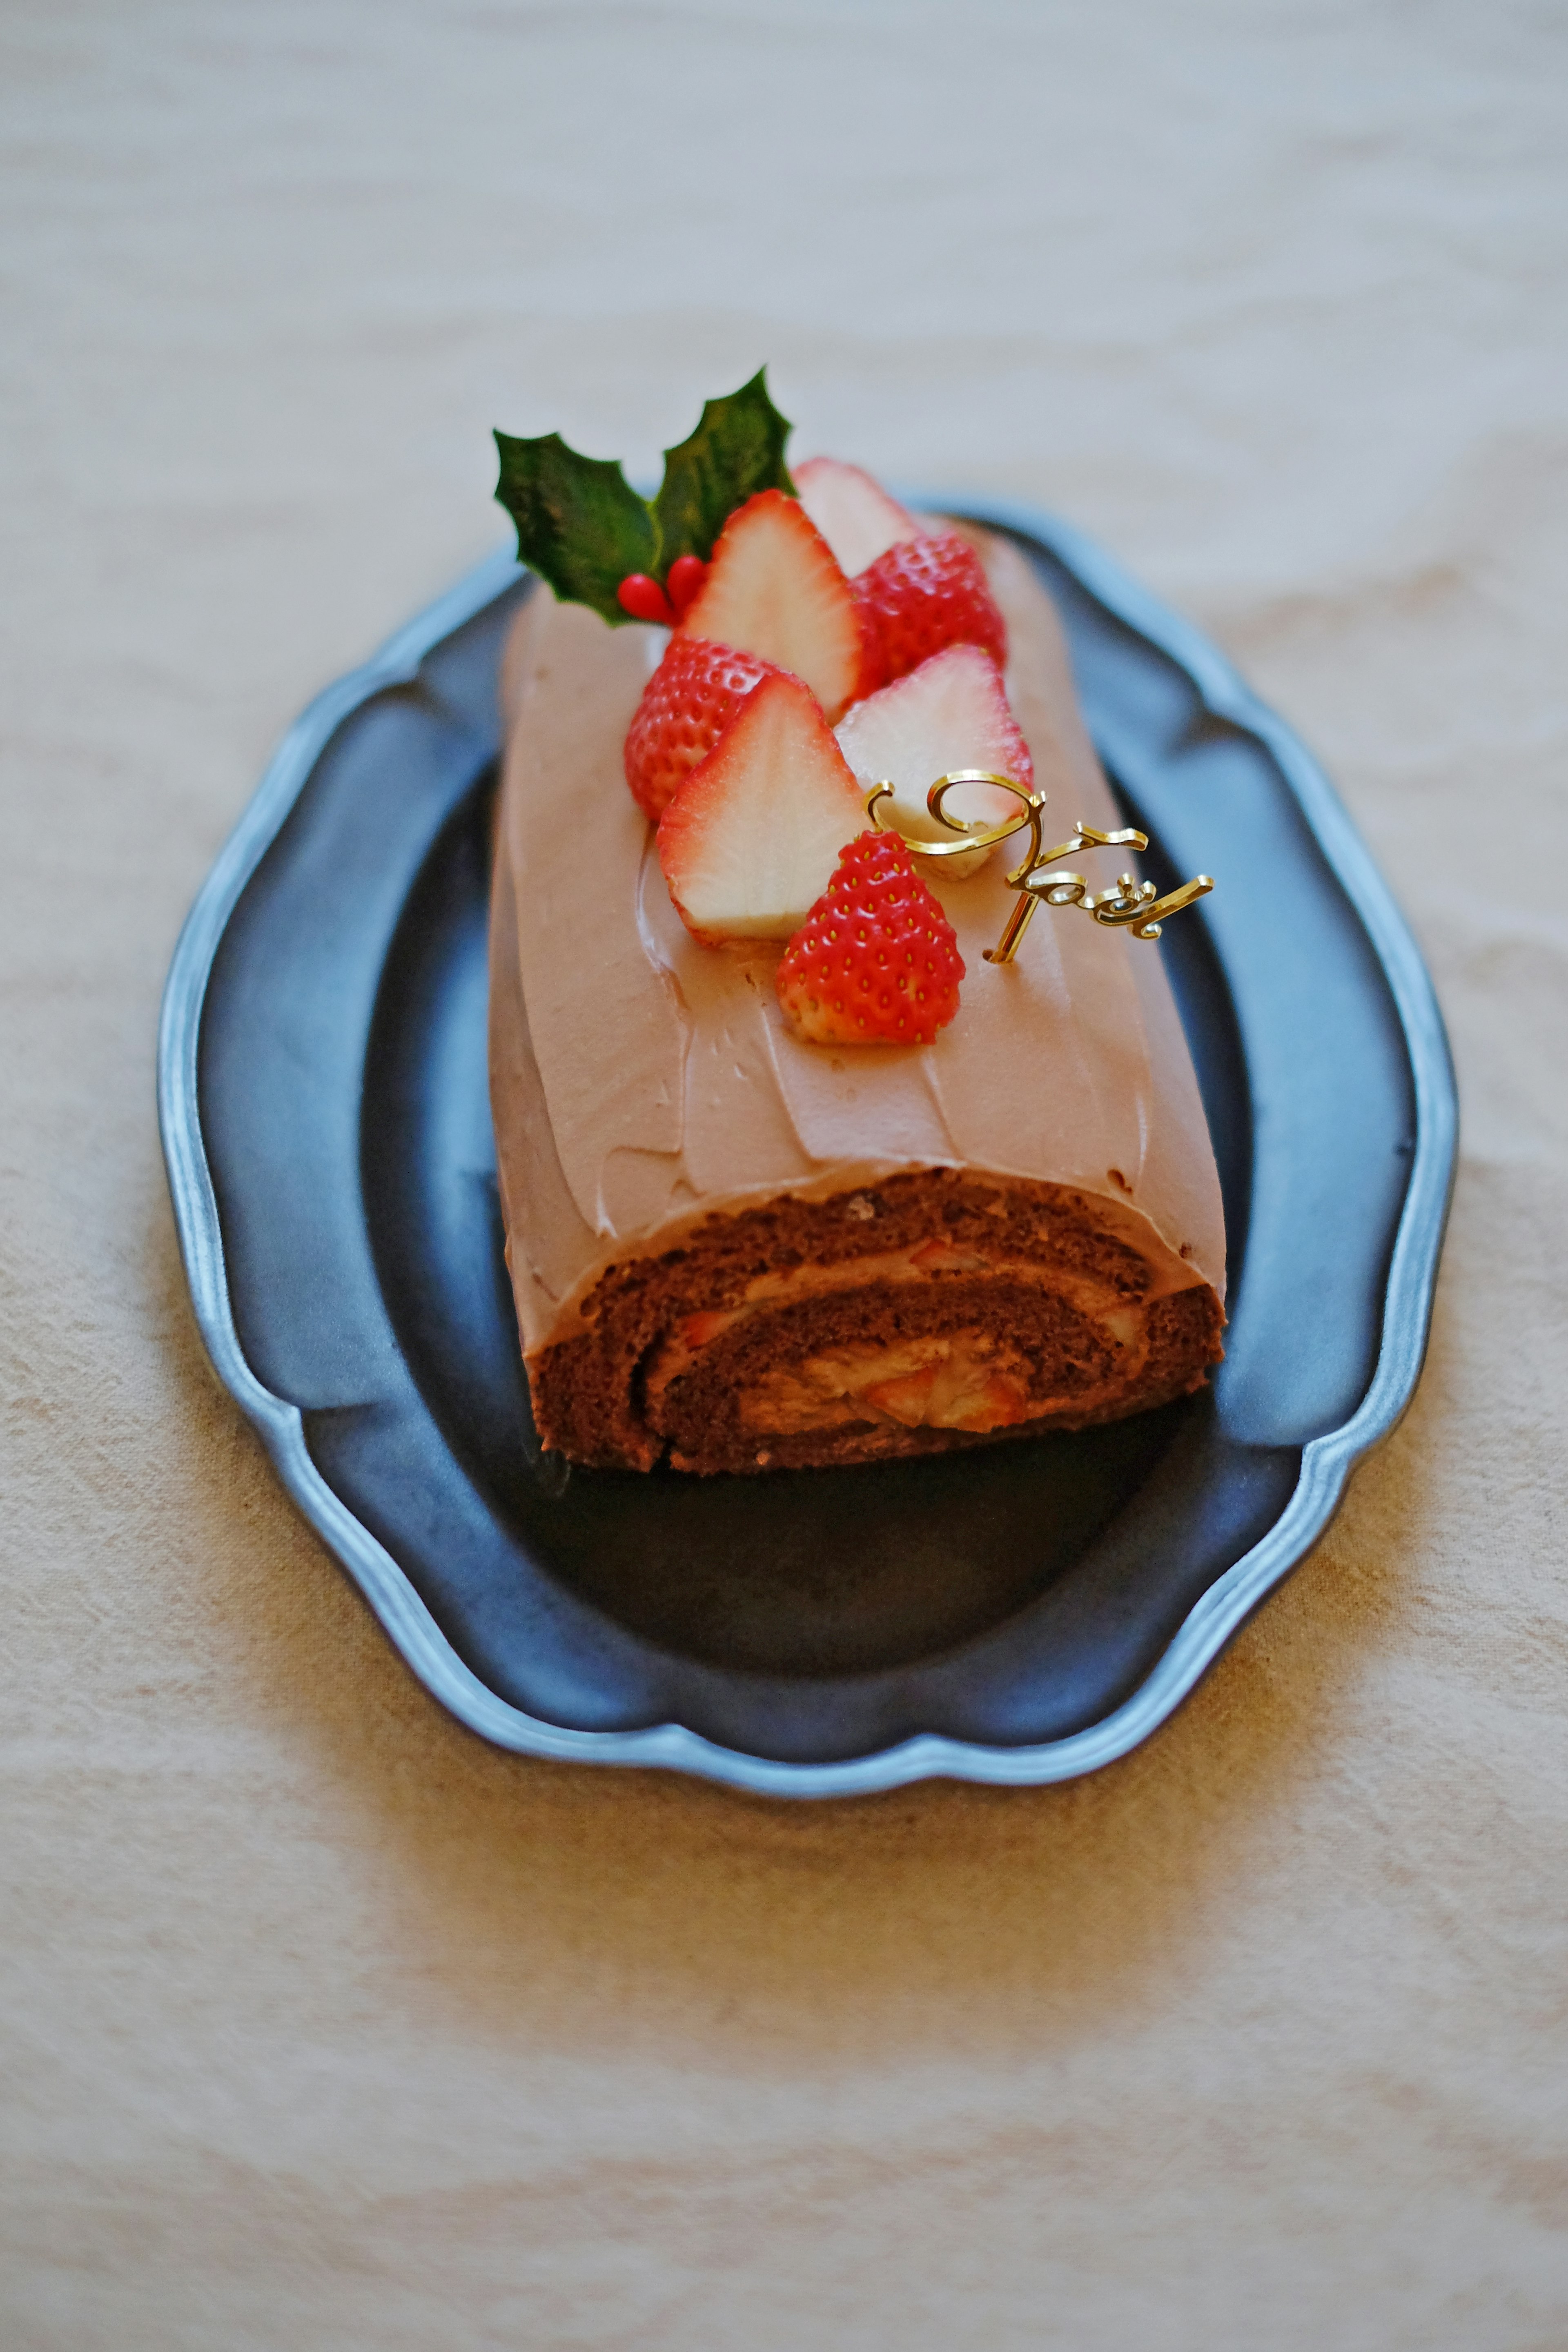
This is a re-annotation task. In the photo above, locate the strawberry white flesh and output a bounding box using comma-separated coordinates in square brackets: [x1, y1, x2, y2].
[657, 672, 868, 945]
[792, 455, 923, 579]
[833, 643, 1033, 871]
[675, 489, 868, 721]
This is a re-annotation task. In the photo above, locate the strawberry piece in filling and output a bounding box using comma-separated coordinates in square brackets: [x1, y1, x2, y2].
[639, 1240, 1154, 1441]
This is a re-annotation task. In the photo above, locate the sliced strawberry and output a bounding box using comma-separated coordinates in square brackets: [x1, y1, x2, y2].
[792, 456, 923, 579]
[656, 672, 867, 946]
[866, 1346, 1028, 1430]
[852, 531, 1007, 682]
[683, 1308, 742, 1348]
[926, 1359, 1028, 1432]
[775, 829, 964, 1047]
[908, 1236, 987, 1272]
[675, 488, 878, 720]
[864, 1364, 940, 1426]
[624, 635, 782, 823]
[833, 643, 1032, 864]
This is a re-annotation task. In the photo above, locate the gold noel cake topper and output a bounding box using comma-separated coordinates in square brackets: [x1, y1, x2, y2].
[864, 772, 1214, 966]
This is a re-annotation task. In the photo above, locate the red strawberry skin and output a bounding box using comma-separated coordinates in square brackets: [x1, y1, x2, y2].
[623, 635, 781, 822]
[854, 600, 888, 701]
[853, 532, 1007, 683]
[775, 831, 965, 1047]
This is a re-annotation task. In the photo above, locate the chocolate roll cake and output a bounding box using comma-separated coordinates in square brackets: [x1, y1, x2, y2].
[488, 530, 1226, 1474]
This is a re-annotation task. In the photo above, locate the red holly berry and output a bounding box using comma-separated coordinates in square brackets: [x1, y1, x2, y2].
[617, 572, 675, 625]
[623, 634, 782, 822]
[852, 531, 1007, 682]
[775, 830, 965, 1047]
[665, 553, 709, 618]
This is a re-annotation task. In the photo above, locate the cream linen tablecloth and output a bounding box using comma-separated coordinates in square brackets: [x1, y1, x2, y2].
[4, 5, 1566, 2345]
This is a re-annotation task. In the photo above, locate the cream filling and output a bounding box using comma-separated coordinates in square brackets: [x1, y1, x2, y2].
[641, 1240, 1153, 1437]
[744, 1332, 1037, 1437]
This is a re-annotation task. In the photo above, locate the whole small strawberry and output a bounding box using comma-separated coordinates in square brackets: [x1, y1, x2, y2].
[853, 531, 1007, 683]
[775, 830, 965, 1047]
[624, 634, 781, 822]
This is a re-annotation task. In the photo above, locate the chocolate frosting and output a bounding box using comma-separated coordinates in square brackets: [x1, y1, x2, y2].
[489, 531, 1225, 1356]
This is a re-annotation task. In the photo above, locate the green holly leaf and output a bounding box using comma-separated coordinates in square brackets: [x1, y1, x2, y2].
[493, 430, 659, 625]
[492, 373, 796, 623]
[653, 368, 795, 568]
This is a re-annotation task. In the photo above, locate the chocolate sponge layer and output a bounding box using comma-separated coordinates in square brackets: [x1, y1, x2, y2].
[526, 1170, 1224, 1475]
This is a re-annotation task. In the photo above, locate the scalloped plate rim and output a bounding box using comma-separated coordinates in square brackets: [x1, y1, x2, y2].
[157, 502, 1457, 1799]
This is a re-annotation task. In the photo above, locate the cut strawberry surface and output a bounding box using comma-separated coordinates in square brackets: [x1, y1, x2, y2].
[863, 1348, 1029, 1432]
[924, 1354, 1029, 1432]
[852, 530, 1007, 682]
[657, 671, 866, 946]
[624, 635, 782, 823]
[862, 1364, 940, 1428]
[675, 489, 878, 721]
[792, 456, 922, 579]
[775, 829, 965, 1047]
[834, 643, 1032, 866]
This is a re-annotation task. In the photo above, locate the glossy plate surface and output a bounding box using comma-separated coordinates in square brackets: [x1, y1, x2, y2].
[159, 505, 1455, 1795]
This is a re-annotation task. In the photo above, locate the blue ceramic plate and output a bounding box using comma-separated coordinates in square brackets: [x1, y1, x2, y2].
[158, 504, 1455, 1797]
